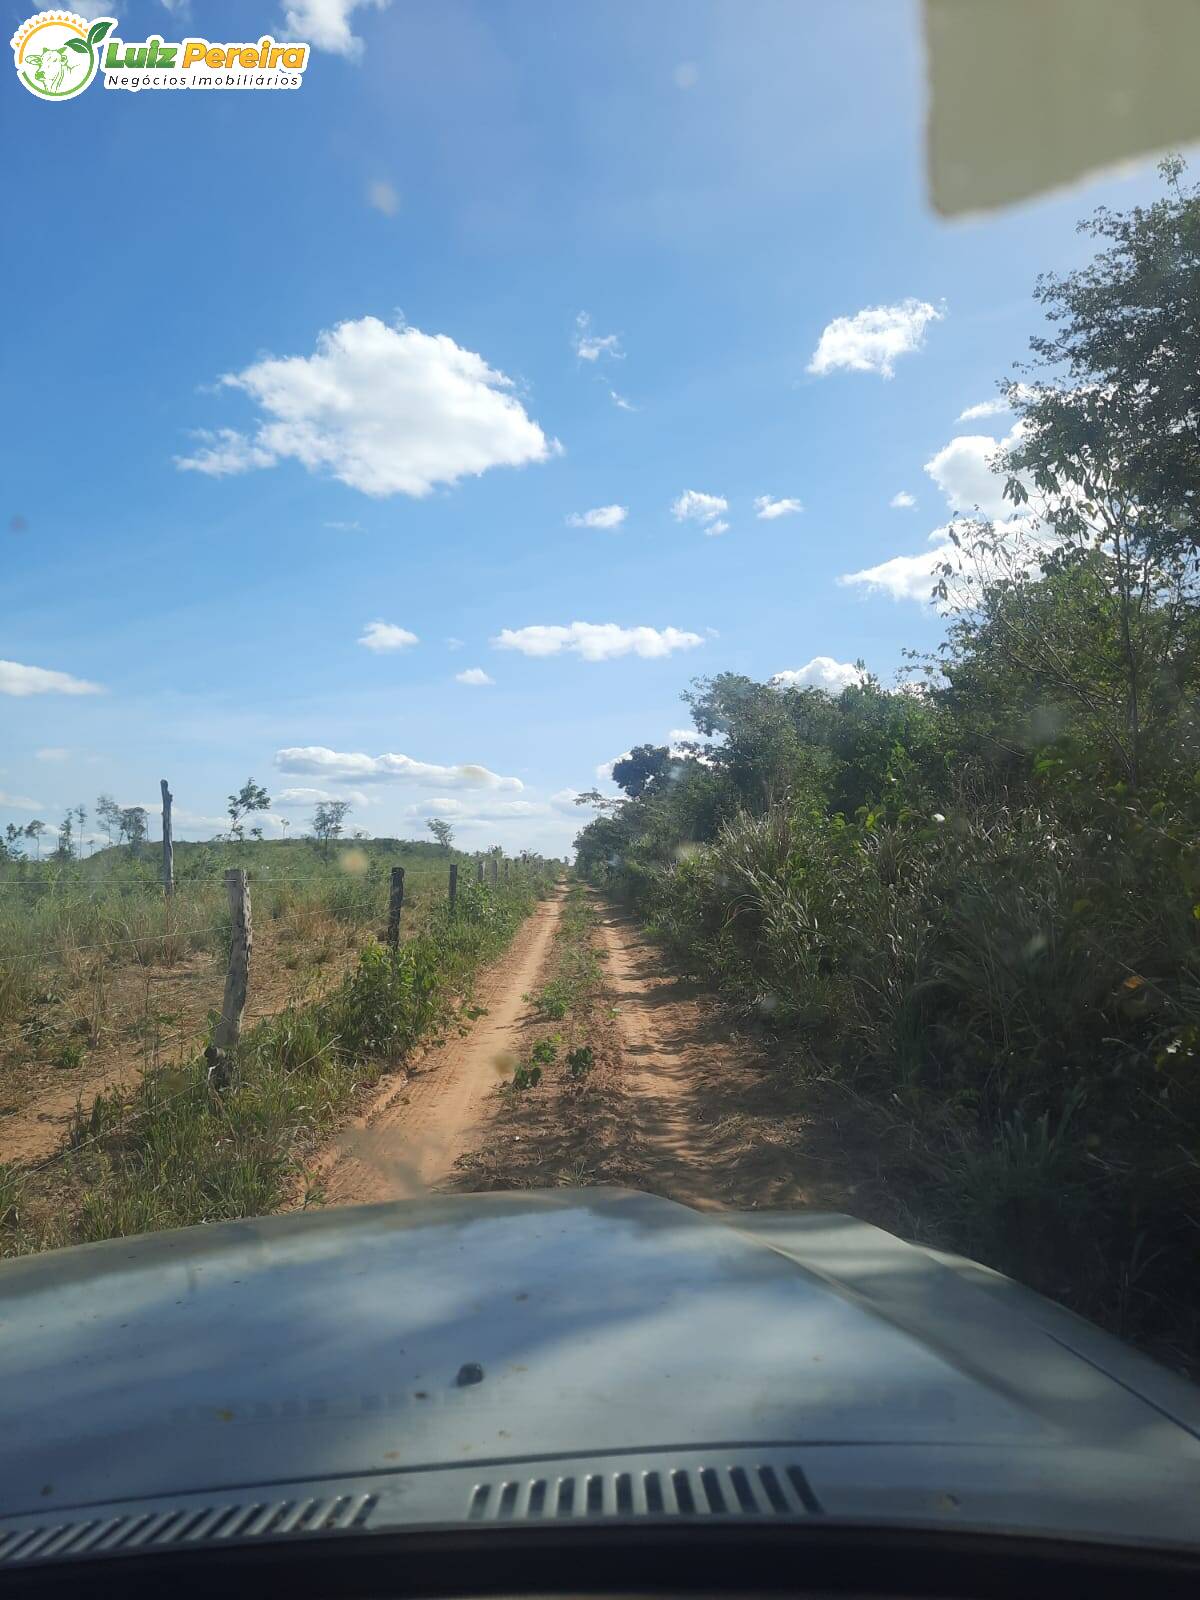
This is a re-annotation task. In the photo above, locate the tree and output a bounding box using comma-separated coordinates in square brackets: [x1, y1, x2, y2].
[96, 793, 121, 846]
[24, 820, 45, 860]
[74, 803, 87, 857]
[119, 806, 148, 854]
[312, 800, 350, 854]
[55, 812, 74, 861]
[611, 744, 674, 799]
[427, 817, 454, 852]
[3, 823, 24, 861]
[227, 777, 271, 842]
[952, 156, 1200, 794]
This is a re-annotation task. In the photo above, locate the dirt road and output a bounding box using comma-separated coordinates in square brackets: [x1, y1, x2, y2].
[316, 887, 872, 1218]
[311, 890, 565, 1204]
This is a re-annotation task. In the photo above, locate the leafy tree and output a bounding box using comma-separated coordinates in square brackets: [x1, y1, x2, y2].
[74, 803, 87, 857]
[427, 817, 455, 852]
[95, 793, 121, 846]
[3, 823, 24, 860]
[227, 777, 271, 842]
[23, 820, 45, 860]
[312, 800, 351, 854]
[942, 156, 1200, 794]
[119, 806, 148, 854]
[611, 744, 674, 799]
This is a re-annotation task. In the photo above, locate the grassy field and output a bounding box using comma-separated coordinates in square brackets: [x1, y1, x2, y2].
[0, 838, 556, 1252]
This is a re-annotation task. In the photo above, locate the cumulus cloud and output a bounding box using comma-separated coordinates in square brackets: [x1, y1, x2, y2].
[566, 504, 627, 530]
[366, 177, 399, 215]
[754, 495, 803, 520]
[283, 0, 389, 58]
[574, 311, 622, 362]
[274, 747, 522, 790]
[671, 489, 729, 536]
[771, 656, 865, 692]
[808, 298, 943, 379]
[0, 660, 102, 697]
[175, 427, 276, 477]
[0, 790, 42, 810]
[492, 623, 704, 662]
[358, 620, 418, 652]
[890, 490, 916, 509]
[455, 667, 494, 686]
[178, 317, 557, 498]
[839, 526, 956, 603]
[924, 421, 1024, 520]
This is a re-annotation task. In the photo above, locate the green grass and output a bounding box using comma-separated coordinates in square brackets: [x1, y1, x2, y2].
[1, 870, 556, 1254]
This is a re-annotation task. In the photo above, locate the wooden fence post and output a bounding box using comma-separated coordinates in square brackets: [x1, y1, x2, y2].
[489, 857, 499, 886]
[503, 859, 510, 880]
[160, 779, 174, 897]
[388, 866, 405, 949]
[213, 869, 251, 1052]
[475, 858, 484, 884]
[448, 862, 458, 915]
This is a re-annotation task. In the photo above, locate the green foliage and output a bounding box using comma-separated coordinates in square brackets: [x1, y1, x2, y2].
[510, 1063, 543, 1092]
[566, 1044, 594, 1079]
[572, 163, 1200, 1357]
[530, 1037, 559, 1065]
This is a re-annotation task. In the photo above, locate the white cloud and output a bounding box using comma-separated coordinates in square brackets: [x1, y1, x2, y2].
[283, 0, 389, 58]
[671, 489, 729, 535]
[181, 316, 557, 498]
[610, 390, 635, 411]
[366, 178, 399, 215]
[34, 747, 69, 761]
[0, 790, 42, 810]
[574, 311, 622, 362]
[839, 526, 955, 603]
[566, 504, 627, 530]
[924, 421, 1023, 520]
[445, 636, 465, 651]
[771, 656, 865, 693]
[175, 427, 276, 477]
[890, 490, 916, 509]
[807, 298, 943, 380]
[358, 620, 419, 652]
[274, 746, 522, 790]
[956, 388, 1033, 422]
[595, 750, 631, 781]
[324, 519, 362, 531]
[0, 660, 103, 697]
[957, 397, 1010, 421]
[455, 667, 494, 686]
[492, 622, 704, 662]
[276, 786, 370, 807]
[754, 495, 803, 520]
[550, 788, 589, 812]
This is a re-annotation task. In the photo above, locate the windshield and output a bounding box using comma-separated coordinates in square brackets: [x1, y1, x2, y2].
[2, 0, 1200, 1559]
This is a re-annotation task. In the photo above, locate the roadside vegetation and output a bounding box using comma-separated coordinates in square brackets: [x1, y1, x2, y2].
[0, 867, 555, 1253]
[574, 162, 1200, 1367]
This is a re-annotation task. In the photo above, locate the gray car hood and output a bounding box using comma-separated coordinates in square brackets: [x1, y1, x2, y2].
[1, 1187, 1199, 1564]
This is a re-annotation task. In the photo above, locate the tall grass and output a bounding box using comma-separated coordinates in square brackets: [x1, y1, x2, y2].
[632, 804, 1200, 1359]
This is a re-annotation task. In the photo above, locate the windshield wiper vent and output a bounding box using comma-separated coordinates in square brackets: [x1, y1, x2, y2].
[0, 1494, 377, 1568]
[467, 1463, 818, 1521]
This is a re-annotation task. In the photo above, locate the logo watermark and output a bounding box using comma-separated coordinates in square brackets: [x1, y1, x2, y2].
[11, 12, 310, 98]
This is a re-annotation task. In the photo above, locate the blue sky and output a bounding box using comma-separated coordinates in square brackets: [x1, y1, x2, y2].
[1, 0, 1174, 854]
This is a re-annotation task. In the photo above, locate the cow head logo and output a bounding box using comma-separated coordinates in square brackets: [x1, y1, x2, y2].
[11, 11, 114, 100]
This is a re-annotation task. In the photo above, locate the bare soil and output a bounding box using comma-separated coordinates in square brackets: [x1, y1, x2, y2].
[0, 921, 368, 1168]
[319, 890, 889, 1223]
[305, 892, 567, 1204]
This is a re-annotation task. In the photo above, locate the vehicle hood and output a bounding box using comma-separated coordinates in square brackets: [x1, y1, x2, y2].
[2, 1187, 1199, 1556]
